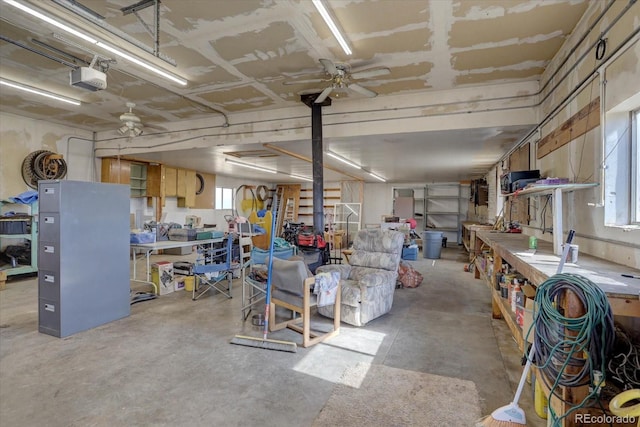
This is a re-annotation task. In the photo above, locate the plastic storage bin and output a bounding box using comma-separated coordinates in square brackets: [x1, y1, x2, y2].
[402, 245, 419, 260]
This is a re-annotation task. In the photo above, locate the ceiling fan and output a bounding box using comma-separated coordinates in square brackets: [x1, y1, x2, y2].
[118, 102, 144, 137]
[284, 58, 391, 103]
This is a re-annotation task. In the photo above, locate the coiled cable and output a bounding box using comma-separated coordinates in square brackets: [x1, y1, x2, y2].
[532, 273, 615, 425]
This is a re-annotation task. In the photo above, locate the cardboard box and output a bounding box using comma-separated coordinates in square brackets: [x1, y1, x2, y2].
[251, 234, 269, 250]
[521, 283, 537, 342]
[174, 275, 186, 292]
[523, 300, 538, 343]
[152, 261, 174, 295]
[521, 283, 536, 307]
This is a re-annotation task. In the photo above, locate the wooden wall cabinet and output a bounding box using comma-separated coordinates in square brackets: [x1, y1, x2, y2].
[101, 159, 202, 209]
[146, 164, 163, 198]
[176, 168, 196, 207]
[164, 166, 177, 197]
[101, 158, 130, 185]
[101, 158, 147, 197]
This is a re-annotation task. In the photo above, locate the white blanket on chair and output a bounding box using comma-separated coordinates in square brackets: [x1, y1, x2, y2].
[313, 272, 340, 307]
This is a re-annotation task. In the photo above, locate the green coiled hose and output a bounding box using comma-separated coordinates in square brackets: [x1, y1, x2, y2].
[530, 273, 615, 426]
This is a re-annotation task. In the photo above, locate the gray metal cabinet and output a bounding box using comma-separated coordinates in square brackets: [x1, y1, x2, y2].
[38, 180, 130, 338]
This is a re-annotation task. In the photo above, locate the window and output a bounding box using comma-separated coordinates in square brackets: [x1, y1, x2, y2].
[603, 101, 640, 228]
[215, 187, 233, 210]
[602, 41, 640, 229]
[633, 108, 640, 223]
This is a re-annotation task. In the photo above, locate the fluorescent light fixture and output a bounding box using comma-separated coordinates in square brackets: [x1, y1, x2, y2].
[368, 171, 386, 182]
[327, 151, 361, 169]
[312, 0, 352, 56]
[0, 78, 81, 105]
[96, 43, 186, 86]
[2, 0, 187, 86]
[225, 158, 277, 174]
[4, 0, 97, 44]
[289, 174, 313, 182]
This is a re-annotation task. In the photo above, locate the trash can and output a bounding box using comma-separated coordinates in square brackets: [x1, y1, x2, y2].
[423, 231, 444, 259]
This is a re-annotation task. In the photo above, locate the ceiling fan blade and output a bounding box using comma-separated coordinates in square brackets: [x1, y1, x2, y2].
[282, 78, 326, 86]
[120, 112, 141, 123]
[319, 58, 338, 75]
[144, 123, 167, 131]
[314, 86, 333, 103]
[350, 67, 391, 79]
[348, 83, 377, 98]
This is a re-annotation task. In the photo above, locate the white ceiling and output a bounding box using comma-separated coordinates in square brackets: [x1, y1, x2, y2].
[0, 0, 591, 183]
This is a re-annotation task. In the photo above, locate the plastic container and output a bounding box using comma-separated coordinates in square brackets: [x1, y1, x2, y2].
[422, 231, 444, 259]
[184, 276, 195, 292]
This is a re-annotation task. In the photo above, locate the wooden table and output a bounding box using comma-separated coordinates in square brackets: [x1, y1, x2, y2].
[462, 221, 493, 260]
[475, 230, 640, 318]
[474, 230, 639, 427]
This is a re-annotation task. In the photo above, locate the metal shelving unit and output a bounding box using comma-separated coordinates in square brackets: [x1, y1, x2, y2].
[0, 199, 38, 276]
[424, 183, 464, 244]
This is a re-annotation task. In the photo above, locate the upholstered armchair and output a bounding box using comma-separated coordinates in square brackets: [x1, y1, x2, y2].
[316, 228, 405, 326]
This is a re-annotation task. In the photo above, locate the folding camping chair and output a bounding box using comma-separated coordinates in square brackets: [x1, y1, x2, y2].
[192, 235, 234, 300]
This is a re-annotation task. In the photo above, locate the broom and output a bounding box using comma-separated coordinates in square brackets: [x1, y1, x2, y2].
[230, 195, 297, 353]
[477, 230, 575, 427]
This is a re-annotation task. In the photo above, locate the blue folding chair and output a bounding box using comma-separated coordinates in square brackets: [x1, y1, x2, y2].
[192, 235, 234, 300]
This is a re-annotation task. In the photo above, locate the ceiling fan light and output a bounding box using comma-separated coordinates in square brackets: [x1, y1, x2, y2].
[312, 0, 352, 56]
[132, 127, 143, 137]
[118, 125, 129, 135]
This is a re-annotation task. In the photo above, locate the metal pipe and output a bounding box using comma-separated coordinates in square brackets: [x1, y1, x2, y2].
[311, 102, 325, 234]
[51, 0, 176, 66]
[499, 23, 640, 164]
[0, 34, 79, 69]
[154, 0, 160, 57]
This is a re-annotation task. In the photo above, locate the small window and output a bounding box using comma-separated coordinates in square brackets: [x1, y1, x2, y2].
[215, 187, 233, 210]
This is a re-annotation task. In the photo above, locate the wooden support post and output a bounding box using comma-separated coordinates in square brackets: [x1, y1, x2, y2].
[0, 270, 7, 290]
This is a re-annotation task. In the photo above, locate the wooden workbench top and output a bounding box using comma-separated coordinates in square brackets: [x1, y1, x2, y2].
[476, 230, 640, 316]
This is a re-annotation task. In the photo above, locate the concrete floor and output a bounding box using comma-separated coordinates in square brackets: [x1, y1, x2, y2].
[0, 245, 545, 427]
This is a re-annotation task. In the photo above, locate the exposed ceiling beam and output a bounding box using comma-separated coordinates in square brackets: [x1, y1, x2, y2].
[263, 143, 363, 181]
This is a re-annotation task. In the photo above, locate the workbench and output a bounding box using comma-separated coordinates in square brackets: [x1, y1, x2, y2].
[473, 230, 640, 426]
[461, 221, 493, 260]
[130, 238, 224, 294]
